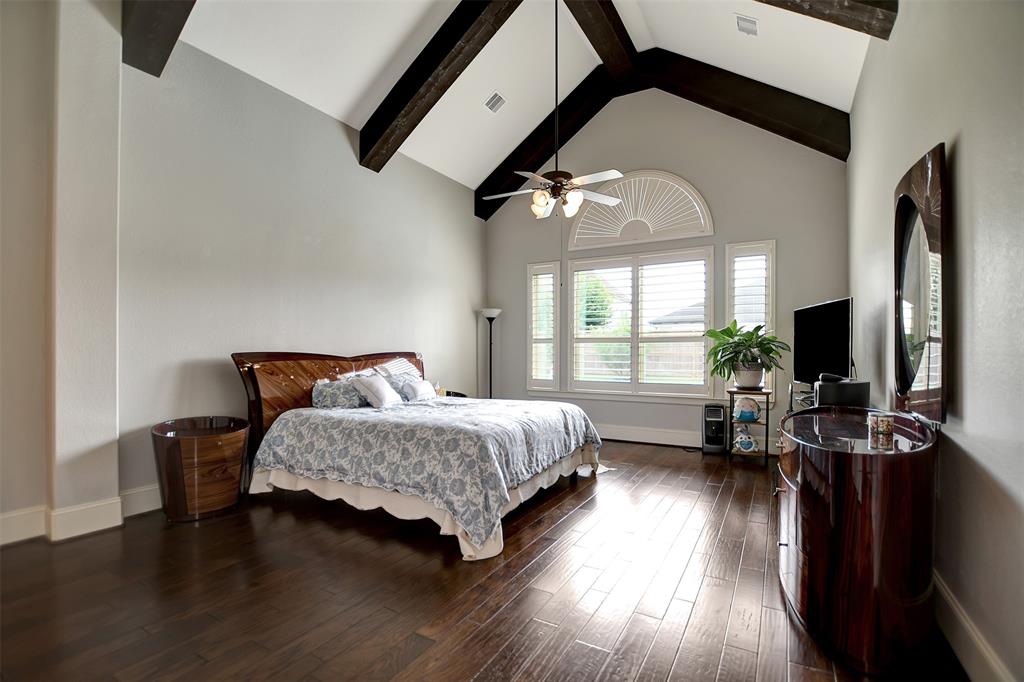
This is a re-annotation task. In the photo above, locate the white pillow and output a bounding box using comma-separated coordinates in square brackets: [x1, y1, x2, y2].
[401, 380, 437, 402]
[351, 373, 403, 408]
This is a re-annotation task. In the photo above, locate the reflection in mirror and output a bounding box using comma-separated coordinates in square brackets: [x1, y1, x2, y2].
[901, 212, 933, 378]
[900, 211, 940, 393]
[894, 143, 947, 422]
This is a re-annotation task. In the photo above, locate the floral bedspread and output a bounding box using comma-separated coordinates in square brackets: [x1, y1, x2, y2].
[253, 397, 602, 546]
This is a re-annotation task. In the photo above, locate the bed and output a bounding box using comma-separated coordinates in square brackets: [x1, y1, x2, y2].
[231, 351, 601, 560]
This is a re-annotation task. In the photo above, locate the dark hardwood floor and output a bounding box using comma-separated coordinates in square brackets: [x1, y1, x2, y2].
[1, 442, 965, 681]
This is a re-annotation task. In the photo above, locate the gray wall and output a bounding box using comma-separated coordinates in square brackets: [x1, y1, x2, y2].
[118, 43, 486, 492]
[0, 0, 55, 513]
[485, 88, 849, 439]
[847, 1, 1023, 677]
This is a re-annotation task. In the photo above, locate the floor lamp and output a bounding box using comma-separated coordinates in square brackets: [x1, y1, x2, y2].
[480, 308, 501, 398]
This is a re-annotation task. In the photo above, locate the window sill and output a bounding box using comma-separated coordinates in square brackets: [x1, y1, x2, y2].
[527, 389, 713, 406]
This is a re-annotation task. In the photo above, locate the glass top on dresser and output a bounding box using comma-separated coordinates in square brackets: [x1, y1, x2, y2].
[781, 406, 935, 455]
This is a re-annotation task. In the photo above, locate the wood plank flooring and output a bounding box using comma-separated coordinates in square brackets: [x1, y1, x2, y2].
[1, 442, 966, 681]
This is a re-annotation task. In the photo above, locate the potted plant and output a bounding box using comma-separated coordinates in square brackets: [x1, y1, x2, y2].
[705, 320, 791, 389]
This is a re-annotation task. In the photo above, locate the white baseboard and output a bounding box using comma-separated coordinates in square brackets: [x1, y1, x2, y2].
[595, 423, 700, 448]
[120, 484, 162, 517]
[934, 570, 1014, 682]
[47, 496, 123, 541]
[2, 487, 159, 545]
[0, 505, 47, 545]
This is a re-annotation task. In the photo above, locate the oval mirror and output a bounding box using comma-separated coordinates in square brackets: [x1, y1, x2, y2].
[893, 144, 947, 422]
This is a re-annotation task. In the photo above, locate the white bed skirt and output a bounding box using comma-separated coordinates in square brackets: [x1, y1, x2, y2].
[248, 443, 599, 560]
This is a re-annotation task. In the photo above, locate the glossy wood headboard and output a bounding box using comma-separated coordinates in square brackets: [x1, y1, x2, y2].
[230, 351, 424, 462]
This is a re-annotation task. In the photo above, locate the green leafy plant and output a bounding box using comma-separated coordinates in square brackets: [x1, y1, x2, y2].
[577, 274, 613, 330]
[704, 320, 791, 380]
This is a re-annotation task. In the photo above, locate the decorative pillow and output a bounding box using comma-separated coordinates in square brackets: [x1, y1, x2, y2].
[401, 380, 437, 402]
[351, 373, 403, 408]
[311, 374, 368, 409]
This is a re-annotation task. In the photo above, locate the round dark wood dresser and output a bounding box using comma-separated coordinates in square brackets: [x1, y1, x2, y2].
[778, 406, 937, 674]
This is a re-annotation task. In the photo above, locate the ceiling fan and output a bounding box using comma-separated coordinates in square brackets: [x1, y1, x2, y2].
[481, 1, 623, 220]
[483, 168, 624, 219]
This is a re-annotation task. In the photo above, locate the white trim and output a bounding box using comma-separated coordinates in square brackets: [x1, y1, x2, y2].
[594, 423, 700, 448]
[47, 496, 123, 541]
[934, 570, 1014, 682]
[121, 484, 162, 517]
[529, 390, 713, 406]
[527, 262, 561, 391]
[0, 506, 47, 545]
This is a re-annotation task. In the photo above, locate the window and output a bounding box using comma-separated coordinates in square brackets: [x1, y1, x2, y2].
[726, 240, 775, 331]
[568, 171, 714, 250]
[726, 240, 776, 390]
[568, 247, 714, 396]
[527, 262, 559, 390]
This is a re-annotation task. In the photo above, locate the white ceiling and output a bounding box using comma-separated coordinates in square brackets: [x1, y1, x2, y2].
[400, 0, 599, 188]
[180, 0, 459, 128]
[613, 0, 870, 112]
[181, 0, 869, 191]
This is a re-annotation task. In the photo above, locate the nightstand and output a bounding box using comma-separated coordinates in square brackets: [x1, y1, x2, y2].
[151, 416, 249, 522]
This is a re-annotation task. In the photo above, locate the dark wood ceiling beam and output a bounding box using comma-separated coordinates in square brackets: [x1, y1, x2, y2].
[474, 66, 641, 220]
[359, 0, 521, 173]
[753, 0, 898, 40]
[563, 0, 638, 81]
[638, 48, 850, 161]
[474, 0, 851, 220]
[122, 0, 196, 77]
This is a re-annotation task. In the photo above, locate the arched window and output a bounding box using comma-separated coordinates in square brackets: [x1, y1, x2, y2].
[568, 170, 713, 251]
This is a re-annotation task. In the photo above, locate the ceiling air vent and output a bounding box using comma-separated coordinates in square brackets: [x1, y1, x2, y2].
[736, 14, 758, 36]
[484, 91, 506, 113]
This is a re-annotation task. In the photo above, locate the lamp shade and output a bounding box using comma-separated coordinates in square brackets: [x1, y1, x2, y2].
[479, 308, 502, 320]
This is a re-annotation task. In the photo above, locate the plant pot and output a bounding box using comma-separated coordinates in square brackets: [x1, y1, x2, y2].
[734, 364, 765, 389]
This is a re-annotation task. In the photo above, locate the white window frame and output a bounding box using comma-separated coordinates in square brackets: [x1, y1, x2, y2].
[725, 239, 777, 393]
[567, 246, 714, 398]
[527, 262, 560, 391]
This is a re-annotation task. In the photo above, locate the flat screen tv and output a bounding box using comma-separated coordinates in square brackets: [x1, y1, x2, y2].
[793, 297, 853, 384]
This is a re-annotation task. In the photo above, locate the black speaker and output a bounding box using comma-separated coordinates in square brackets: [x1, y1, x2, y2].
[702, 403, 726, 454]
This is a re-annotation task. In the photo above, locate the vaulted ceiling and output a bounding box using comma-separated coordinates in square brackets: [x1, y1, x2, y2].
[125, 0, 891, 219]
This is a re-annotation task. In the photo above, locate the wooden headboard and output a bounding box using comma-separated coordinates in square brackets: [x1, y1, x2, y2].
[231, 351, 424, 461]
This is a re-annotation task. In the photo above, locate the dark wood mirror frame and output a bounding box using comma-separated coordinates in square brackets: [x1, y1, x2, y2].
[894, 143, 949, 422]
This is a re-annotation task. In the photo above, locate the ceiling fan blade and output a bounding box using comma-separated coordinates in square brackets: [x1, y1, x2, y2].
[481, 188, 540, 200]
[570, 169, 623, 186]
[580, 189, 622, 206]
[515, 171, 552, 185]
[537, 199, 556, 220]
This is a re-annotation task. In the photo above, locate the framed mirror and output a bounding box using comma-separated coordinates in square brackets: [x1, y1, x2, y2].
[894, 144, 949, 423]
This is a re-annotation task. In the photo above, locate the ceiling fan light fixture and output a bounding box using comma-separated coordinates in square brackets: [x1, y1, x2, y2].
[562, 193, 582, 218]
[530, 202, 547, 218]
[532, 189, 552, 207]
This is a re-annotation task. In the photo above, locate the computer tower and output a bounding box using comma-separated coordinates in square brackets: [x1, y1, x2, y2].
[702, 403, 726, 454]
